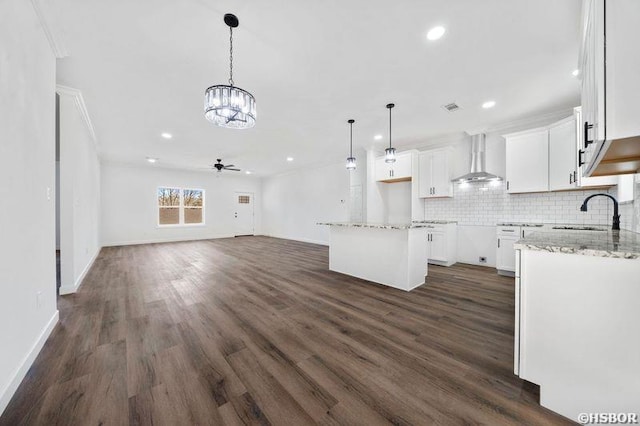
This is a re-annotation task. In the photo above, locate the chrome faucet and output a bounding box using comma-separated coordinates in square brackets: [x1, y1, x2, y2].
[580, 193, 620, 230]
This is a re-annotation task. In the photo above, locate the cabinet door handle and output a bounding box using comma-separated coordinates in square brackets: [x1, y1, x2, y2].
[573, 170, 577, 183]
[569, 173, 573, 184]
[584, 121, 594, 147]
[578, 149, 585, 167]
[433, 187, 436, 195]
[506, 181, 509, 191]
[522, 230, 524, 238]
[498, 238, 500, 248]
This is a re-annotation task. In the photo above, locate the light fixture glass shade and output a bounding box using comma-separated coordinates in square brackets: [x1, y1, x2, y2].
[346, 156, 356, 170]
[385, 147, 396, 163]
[204, 85, 256, 129]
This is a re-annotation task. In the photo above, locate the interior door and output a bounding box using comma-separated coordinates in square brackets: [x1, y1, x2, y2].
[235, 192, 254, 236]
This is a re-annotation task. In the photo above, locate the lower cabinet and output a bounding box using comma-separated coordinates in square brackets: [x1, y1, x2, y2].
[496, 226, 520, 275]
[426, 223, 457, 266]
[497, 226, 541, 275]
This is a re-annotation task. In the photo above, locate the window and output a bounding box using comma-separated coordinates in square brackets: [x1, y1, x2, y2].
[238, 195, 250, 204]
[157, 187, 204, 226]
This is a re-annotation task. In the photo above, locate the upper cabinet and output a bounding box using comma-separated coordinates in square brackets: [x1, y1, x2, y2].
[375, 152, 413, 182]
[579, 0, 640, 176]
[505, 110, 617, 194]
[418, 149, 453, 198]
[549, 116, 578, 191]
[505, 128, 549, 194]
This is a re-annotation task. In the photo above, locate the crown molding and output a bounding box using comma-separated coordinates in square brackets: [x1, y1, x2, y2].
[467, 107, 575, 136]
[30, 0, 68, 58]
[56, 85, 99, 150]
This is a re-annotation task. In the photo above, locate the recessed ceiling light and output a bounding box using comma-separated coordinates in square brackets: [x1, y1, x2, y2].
[482, 100, 496, 109]
[245, 171, 252, 175]
[146, 157, 157, 163]
[572, 69, 580, 77]
[286, 157, 294, 162]
[160, 132, 172, 139]
[374, 134, 383, 140]
[426, 26, 446, 41]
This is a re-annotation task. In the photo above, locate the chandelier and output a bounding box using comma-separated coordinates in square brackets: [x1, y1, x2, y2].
[204, 14, 256, 129]
[346, 119, 356, 170]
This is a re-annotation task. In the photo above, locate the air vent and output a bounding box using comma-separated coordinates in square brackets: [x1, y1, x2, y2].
[442, 102, 461, 112]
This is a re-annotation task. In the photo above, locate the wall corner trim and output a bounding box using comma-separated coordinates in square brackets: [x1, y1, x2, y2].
[56, 85, 99, 151]
[0, 310, 59, 416]
[30, 0, 68, 58]
[58, 247, 101, 295]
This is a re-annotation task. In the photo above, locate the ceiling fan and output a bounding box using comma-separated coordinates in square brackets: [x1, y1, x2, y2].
[210, 159, 240, 172]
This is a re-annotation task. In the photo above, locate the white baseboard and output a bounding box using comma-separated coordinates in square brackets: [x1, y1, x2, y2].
[262, 234, 329, 246]
[59, 247, 100, 295]
[0, 310, 59, 415]
[101, 234, 237, 247]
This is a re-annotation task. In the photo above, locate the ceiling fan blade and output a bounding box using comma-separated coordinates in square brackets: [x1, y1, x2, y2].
[225, 168, 241, 171]
[224, 164, 235, 168]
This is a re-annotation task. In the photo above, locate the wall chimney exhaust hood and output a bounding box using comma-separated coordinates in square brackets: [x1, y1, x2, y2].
[452, 134, 502, 183]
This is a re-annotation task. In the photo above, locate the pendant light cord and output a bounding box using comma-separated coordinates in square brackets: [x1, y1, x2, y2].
[229, 26, 234, 86]
[350, 121, 353, 157]
[388, 106, 392, 149]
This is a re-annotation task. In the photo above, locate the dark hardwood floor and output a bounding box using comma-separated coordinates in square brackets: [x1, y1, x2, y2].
[1, 236, 573, 425]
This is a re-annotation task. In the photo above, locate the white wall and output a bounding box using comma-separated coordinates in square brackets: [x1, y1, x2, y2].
[58, 89, 101, 294]
[262, 162, 350, 245]
[101, 162, 262, 246]
[0, 0, 58, 414]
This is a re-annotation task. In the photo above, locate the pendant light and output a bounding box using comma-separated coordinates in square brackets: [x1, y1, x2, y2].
[204, 14, 256, 129]
[346, 119, 356, 170]
[384, 103, 396, 163]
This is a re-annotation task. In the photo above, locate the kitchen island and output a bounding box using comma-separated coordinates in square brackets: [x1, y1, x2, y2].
[513, 229, 640, 422]
[318, 222, 430, 291]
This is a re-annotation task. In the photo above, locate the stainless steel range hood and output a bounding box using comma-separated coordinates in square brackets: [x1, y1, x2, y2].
[452, 134, 502, 183]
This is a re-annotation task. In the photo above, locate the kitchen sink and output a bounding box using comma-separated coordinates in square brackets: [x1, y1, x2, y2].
[551, 226, 607, 231]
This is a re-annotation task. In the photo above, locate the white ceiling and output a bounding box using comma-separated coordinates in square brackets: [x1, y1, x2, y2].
[54, 0, 582, 176]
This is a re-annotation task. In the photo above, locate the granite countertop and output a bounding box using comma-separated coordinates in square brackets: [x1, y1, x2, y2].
[515, 229, 640, 259]
[317, 222, 431, 230]
[497, 222, 544, 227]
[412, 220, 458, 224]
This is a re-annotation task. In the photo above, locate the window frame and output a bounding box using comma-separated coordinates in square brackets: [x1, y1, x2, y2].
[157, 187, 206, 227]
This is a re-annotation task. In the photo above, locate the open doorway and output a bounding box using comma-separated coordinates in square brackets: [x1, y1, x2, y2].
[234, 192, 255, 236]
[55, 93, 61, 294]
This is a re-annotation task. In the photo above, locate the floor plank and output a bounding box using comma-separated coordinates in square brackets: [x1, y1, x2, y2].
[0, 236, 574, 425]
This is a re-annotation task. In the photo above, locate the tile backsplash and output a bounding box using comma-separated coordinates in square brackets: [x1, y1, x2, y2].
[617, 174, 640, 233]
[423, 181, 617, 227]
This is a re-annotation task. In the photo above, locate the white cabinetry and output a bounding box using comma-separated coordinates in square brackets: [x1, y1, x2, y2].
[579, 0, 640, 176]
[575, 107, 618, 187]
[418, 149, 453, 198]
[425, 223, 457, 266]
[515, 247, 640, 422]
[497, 226, 539, 275]
[496, 226, 520, 275]
[504, 128, 549, 194]
[375, 152, 413, 182]
[549, 117, 578, 191]
[505, 111, 617, 193]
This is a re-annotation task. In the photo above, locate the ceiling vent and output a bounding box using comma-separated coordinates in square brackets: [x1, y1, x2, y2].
[442, 102, 461, 112]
